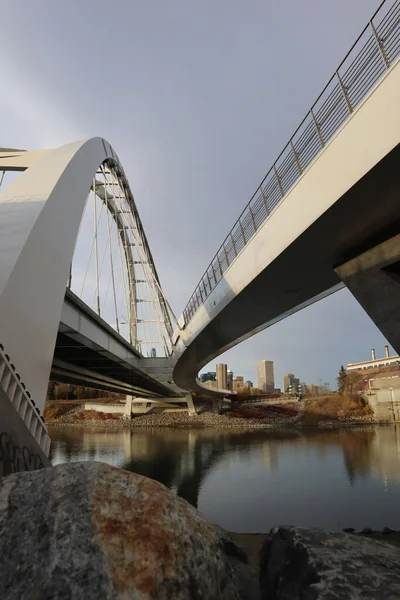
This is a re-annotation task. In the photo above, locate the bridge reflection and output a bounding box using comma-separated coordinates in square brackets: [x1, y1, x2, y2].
[49, 425, 400, 508]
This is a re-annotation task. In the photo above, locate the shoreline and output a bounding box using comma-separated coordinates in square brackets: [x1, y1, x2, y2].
[47, 418, 380, 430]
[45, 395, 378, 430]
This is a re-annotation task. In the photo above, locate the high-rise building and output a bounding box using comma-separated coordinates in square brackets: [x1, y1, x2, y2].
[150, 347, 157, 358]
[216, 364, 228, 389]
[283, 373, 294, 393]
[257, 360, 274, 393]
[233, 376, 244, 392]
[227, 370, 233, 390]
[244, 380, 253, 389]
[200, 372, 216, 383]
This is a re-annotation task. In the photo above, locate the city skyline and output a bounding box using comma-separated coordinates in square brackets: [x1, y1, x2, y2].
[1, 0, 391, 389]
[200, 359, 334, 392]
[200, 347, 400, 392]
[200, 328, 395, 391]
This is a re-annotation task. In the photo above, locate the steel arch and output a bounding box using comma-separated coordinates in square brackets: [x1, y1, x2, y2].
[0, 138, 171, 423]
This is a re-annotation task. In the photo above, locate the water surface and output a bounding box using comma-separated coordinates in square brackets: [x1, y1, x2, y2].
[50, 425, 400, 533]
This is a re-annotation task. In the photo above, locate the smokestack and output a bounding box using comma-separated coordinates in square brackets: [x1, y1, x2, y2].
[385, 345, 390, 358]
[371, 348, 376, 361]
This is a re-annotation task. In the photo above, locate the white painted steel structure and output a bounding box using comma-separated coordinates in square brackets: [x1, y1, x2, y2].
[0, 139, 177, 455]
[1, 0, 400, 461]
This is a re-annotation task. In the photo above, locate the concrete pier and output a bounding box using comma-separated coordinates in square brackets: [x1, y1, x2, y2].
[335, 233, 400, 356]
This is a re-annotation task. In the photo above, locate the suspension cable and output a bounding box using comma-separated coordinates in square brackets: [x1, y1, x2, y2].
[79, 194, 106, 298]
[102, 165, 120, 334]
[93, 178, 101, 316]
[112, 172, 130, 335]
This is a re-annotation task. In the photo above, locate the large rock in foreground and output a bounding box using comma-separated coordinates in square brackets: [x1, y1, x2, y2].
[260, 525, 400, 599]
[0, 462, 241, 599]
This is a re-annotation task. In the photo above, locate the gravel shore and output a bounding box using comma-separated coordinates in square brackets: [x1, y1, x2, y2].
[46, 402, 376, 430]
[47, 404, 302, 429]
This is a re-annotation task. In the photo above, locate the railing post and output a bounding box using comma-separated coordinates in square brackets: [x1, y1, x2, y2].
[239, 219, 247, 244]
[231, 233, 237, 257]
[212, 262, 218, 285]
[260, 185, 270, 215]
[273, 164, 284, 198]
[216, 253, 223, 277]
[224, 244, 230, 268]
[336, 69, 353, 114]
[206, 271, 212, 293]
[290, 139, 302, 175]
[310, 108, 324, 148]
[370, 19, 390, 69]
[249, 205, 257, 232]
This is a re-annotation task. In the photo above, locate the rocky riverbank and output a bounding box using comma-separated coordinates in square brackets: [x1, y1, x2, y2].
[47, 401, 376, 430]
[46, 403, 301, 429]
[1, 462, 400, 599]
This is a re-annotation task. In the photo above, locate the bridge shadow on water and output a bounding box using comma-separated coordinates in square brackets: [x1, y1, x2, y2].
[120, 425, 400, 508]
[49, 425, 400, 527]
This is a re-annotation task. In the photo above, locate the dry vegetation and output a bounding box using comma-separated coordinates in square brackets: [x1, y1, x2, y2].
[44, 398, 123, 423]
[44, 401, 82, 422]
[45, 394, 374, 427]
[71, 410, 120, 422]
[228, 403, 300, 421]
[228, 394, 374, 425]
[300, 394, 373, 423]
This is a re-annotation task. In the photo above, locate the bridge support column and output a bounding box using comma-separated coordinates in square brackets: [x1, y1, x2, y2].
[124, 396, 133, 419]
[335, 234, 400, 354]
[185, 393, 196, 416]
[212, 398, 223, 414]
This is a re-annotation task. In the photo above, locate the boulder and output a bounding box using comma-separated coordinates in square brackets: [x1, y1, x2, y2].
[0, 462, 241, 599]
[260, 525, 400, 599]
[212, 526, 260, 600]
[214, 524, 249, 565]
[229, 557, 260, 600]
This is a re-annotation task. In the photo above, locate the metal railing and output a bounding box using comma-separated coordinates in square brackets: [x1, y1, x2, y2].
[183, 0, 400, 325]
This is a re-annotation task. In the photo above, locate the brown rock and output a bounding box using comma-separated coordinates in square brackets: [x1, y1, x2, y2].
[0, 462, 240, 599]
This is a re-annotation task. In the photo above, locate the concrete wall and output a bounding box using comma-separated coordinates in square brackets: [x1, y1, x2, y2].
[367, 377, 400, 422]
[336, 234, 400, 356]
[84, 403, 131, 416]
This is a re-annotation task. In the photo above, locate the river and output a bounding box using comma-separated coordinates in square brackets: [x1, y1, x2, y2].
[49, 424, 400, 533]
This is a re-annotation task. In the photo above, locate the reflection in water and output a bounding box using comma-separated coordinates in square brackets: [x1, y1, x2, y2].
[50, 425, 400, 533]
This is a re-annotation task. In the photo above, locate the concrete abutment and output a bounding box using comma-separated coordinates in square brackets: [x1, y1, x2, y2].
[335, 233, 400, 356]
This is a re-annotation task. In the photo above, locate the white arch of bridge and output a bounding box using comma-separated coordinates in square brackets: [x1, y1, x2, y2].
[0, 138, 172, 440]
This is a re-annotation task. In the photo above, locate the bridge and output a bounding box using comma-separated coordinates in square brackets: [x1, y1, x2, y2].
[1, 0, 400, 470]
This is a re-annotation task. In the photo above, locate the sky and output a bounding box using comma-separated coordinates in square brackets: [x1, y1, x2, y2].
[0, 0, 393, 390]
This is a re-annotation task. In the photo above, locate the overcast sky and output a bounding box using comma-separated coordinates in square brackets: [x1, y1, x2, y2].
[0, 0, 392, 389]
